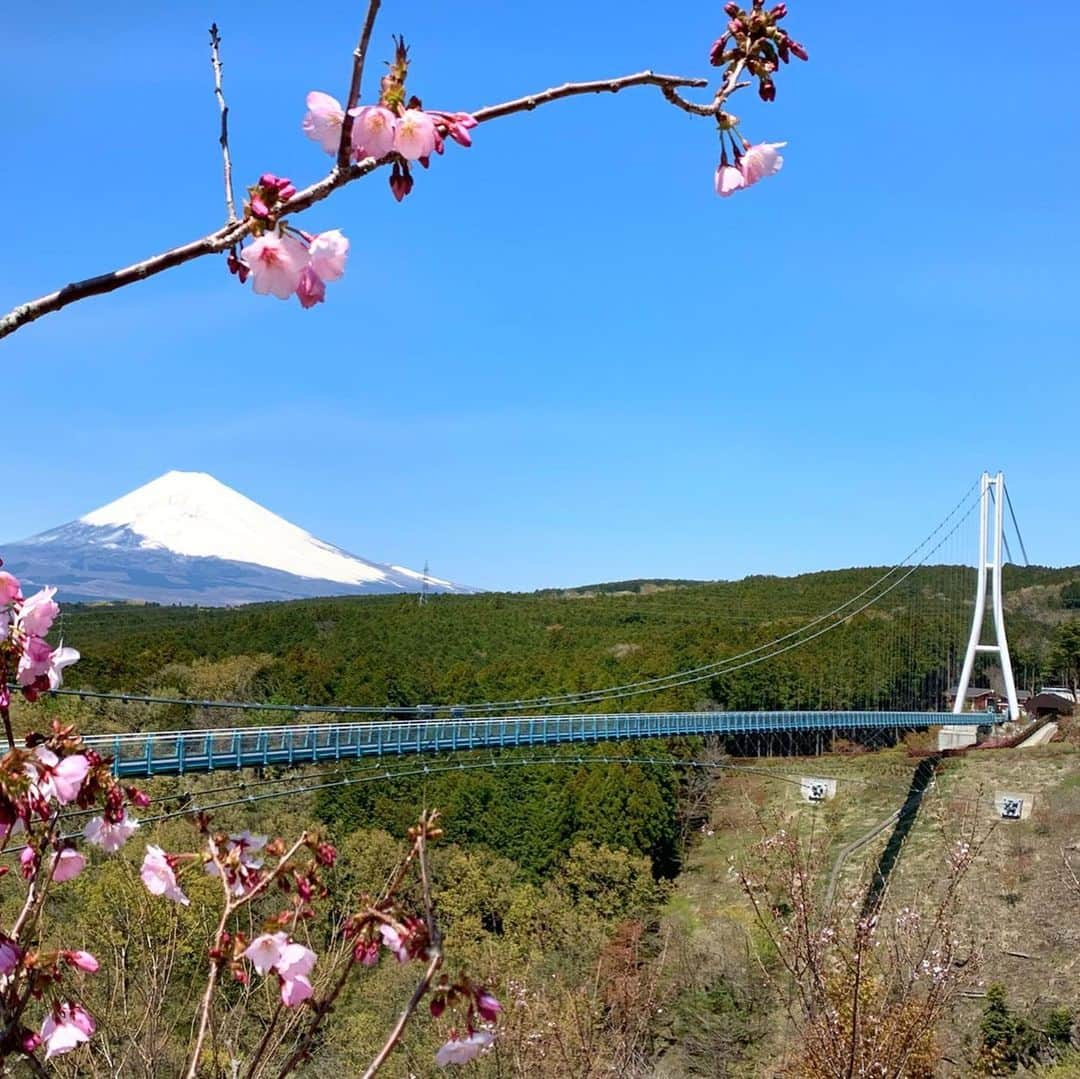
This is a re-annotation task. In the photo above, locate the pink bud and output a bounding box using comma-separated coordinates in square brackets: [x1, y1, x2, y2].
[475, 989, 502, 1022]
[20, 848, 36, 880]
[430, 995, 446, 1018]
[64, 950, 99, 973]
[295, 266, 326, 309]
[126, 786, 151, 809]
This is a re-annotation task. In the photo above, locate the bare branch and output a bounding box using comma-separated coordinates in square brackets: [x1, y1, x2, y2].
[470, 70, 707, 124]
[208, 24, 237, 223]
[336, 0, 383, 169]
[361, 950, 442, 1079]
[0, 69, 709, 342]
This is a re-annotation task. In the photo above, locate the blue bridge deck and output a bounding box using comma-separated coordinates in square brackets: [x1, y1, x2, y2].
[85, 710, 976, 778]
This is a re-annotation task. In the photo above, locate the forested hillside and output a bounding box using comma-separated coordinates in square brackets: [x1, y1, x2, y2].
[57, 564, 1080, 714]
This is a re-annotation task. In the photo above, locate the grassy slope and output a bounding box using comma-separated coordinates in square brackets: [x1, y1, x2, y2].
[657, 730, 1080, 1075]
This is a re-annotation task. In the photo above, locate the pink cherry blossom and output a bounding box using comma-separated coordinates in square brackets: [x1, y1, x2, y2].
[41, 1003, 94, 1060]
[85, 813, 139, 852]
[379, 923, 409, 963]
[302, 91, 345, 154]
[240, 235, 308, 300]
[0, 571, 21, 604]
[276, 942, 316, 982]
[740, 141, 786, 185]
[715, 163, 746, 197]
[17, 587, 59, 637]
[0, 608, 10, 642]
[140, 845, 189, 905]
[243, 932, 288, 975]
[46, 644, 80, 691]
[19, 847, 35, 879]
[52, 849, 86, 883]
[35, 750, 89, 805]
[435, 1031, 495, 1067]
[17, 636, 52, 686]
[64, 950, 99, 973]
[295, 266, 325, 309]
[280, 974, 314, 1007]
[0, 938, 20, 975]
[394, 110, 438, 161]
[308, 230, 349, 282]
[349, 105, 397, 159]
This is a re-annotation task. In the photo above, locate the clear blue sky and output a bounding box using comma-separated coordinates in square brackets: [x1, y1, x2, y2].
[3, 2, 1078, 591]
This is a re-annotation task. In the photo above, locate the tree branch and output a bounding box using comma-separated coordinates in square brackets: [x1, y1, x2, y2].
[0, 70, 708, 342]
[209, 24, 237, 223]
[336, 0, 383, 169]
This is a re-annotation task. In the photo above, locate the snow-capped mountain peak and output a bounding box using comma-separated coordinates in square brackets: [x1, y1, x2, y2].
[2, 471, 471, 605]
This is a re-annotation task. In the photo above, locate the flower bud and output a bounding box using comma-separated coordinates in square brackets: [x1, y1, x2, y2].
[789, 39, 808, 60]
[723, 1, 739, 13]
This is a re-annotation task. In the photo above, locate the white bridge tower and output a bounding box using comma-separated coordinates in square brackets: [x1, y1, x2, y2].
[939, 471, 1020, 750]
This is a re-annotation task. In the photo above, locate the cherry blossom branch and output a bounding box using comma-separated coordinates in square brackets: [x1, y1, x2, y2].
[360, 815, 443, 1078]
[336, 0, 382, 168]
[208, 24, 237, 223]
[662, 58, 746, 118]
[0, 70, 705, 342]
[186, 832, 311, 1079]
[0, 704, 13, 751]
[274, 817, 439, 1078]
[361, 951, 442, 1079]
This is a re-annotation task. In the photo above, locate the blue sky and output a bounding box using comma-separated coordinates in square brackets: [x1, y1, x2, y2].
[2, 1, 1078, 591]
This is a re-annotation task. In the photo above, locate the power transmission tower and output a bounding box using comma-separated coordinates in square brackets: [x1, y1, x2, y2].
[419, 560, 429, 607]
[939, 471, 1020, 749]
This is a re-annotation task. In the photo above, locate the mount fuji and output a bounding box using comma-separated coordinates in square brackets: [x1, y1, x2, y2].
[0, 471, 477, 605]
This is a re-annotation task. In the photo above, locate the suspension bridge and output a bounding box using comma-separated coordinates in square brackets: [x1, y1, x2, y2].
[44, 472, 1033, 779]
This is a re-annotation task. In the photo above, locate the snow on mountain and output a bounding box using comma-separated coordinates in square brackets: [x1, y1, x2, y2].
[1, 471, 474, 605]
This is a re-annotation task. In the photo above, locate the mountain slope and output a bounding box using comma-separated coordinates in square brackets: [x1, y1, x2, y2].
[0, 471, 474, 605]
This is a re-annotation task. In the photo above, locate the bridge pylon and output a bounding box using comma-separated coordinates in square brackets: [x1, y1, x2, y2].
[939, 471, 1020, 750]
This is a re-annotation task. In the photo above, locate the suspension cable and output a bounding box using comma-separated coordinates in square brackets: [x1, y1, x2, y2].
[26, 482, 981, 718]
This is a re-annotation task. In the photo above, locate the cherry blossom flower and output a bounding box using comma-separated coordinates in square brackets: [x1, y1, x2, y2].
[17, 587, 59, 637]
[206, 830, 268, 894]
[140, 845, 189, 905]
[276, 942, 316, 982]
[47, 644, 80, 691]
[303, 91, 345, 154]
[740, 141, 786, 185]
[34, 749, 89, 805]
[394, 110, 438, 161]
[295, 266, 326, 309]
[0, 571, 21, 604]
[84, 813, 139, 852]
[243, 932, 288, 976]
[435, 1031, 495, 1067]
[0, 938, 20, 975]
[51, 849, 86, 883]
[41, 1003, 94, 1060]
[379, 923, 410, 962]
[20, 847, 36, 879]
[17, 636, 52, 686]
[349, 105, 397, 159]
[240, 235, 308, 300]
[715, 163, 746, 197]
[64, 950, 99, 973]
[280, 975, 314, 1007]
[308, 230, 349, 282]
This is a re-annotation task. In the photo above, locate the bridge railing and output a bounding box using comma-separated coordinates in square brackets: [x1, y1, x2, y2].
[83, 710, 974, 778]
